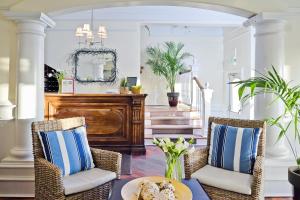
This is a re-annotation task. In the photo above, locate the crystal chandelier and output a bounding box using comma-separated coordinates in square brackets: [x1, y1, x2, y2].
[75, 9, 108, 46]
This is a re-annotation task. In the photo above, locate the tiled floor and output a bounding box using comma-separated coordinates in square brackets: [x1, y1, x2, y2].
[122, 145, 165, 179]
[0, 146, 293, 200]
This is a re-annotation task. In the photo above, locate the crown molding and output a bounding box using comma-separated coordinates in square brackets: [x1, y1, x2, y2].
[3, 12, 55, 28]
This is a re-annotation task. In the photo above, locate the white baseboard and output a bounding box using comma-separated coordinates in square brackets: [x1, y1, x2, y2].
[0, 179, 34, 197]
[264, 179, 293, 197]
[0, 158, 34, 197]
[264, 157, 294, 197]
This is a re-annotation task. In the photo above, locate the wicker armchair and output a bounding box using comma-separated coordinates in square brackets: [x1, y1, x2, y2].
[184, 117, 266, 200]
[32, 117, 122, 200]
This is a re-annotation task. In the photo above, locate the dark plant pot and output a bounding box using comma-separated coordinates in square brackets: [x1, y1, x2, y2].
[288, 166, 300, 199]
[167, 92, 179, 107]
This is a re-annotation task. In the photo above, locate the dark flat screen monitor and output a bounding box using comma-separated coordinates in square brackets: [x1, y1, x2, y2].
[127, 77, 137, 89]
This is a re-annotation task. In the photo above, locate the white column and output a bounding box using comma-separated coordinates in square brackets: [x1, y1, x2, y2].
[245, 16, 290, 159]
[244, 13, 293, 197]
[12, 19, 47, 160]
[0, 12, 55, 197]
[5, 13, 55, 161]
[255, 20, 290, 158]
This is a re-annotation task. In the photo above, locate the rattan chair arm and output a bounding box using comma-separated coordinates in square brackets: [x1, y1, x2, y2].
[91, 148, 122, 179]
[251, 155, 264, 199]
[35, 158, 64, 200]
[184, 147, 209, 179]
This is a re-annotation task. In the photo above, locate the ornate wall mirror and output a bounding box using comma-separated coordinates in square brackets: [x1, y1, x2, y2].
[72, 48, 117, 83]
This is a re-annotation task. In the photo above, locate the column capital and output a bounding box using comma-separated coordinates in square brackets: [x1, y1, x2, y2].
[3, 12, 55, 37]
[3, 12, 55, 28]
[244, 12, 286, 27]
[244, 12, 286, 37]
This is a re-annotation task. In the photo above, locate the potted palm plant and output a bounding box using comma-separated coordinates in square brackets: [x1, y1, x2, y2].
[146, 42, 192, 107]
[232, 66, 300, 199]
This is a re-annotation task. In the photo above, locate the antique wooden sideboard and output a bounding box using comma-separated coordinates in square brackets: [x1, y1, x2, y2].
[44, 93, 147, 154]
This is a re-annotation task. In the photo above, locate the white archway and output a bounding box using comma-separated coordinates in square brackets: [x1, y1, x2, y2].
[48, 1, 255, 18]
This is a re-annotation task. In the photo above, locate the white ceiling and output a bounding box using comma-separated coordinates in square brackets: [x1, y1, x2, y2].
[52, 6, 246, 27]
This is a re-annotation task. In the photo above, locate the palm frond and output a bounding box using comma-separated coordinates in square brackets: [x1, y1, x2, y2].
[146, 41, 192, 92]
[230, 66, 300, 166]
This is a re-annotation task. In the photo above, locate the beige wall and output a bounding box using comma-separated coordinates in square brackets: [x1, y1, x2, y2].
[0, 16, 16, 104]
[0, 16, 16, 159]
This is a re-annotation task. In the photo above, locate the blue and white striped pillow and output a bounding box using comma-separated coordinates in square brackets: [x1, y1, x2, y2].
[38, 126, 95, 176]
[208, 123, 261, 174]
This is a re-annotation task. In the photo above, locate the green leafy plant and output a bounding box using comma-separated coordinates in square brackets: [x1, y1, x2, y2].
[231, 66, 300, 167]
[146, 42, 192, 93]
[120, 78, 128, 87]
[153, 137, 194, 181]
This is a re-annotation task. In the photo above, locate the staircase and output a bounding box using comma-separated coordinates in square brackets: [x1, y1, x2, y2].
[144, 73, 213, 146]
[144, 104, 207, 145]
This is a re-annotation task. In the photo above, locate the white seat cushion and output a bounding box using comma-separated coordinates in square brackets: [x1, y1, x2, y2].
[192, 165, 253, 195]
[63, 168, 116, 195]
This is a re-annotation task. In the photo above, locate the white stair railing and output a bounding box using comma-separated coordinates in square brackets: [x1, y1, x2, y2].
[192, 77, 213, 136]
[178, 71, 213, 136]
[178, 70, 193, 106]
[192, 77, 205, 134]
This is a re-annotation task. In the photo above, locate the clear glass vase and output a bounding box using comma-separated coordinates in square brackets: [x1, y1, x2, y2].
[58, 79, 62, 93]
[165, 154, 183, 181]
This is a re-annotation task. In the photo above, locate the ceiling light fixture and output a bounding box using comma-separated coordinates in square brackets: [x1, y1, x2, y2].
[75, 9, 108, 47]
